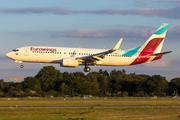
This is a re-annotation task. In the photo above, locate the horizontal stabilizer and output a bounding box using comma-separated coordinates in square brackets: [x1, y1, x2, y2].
[150, 51, 173, 56]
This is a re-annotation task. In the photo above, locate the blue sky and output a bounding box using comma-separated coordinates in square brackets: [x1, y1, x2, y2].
[0, 0, 180, 81]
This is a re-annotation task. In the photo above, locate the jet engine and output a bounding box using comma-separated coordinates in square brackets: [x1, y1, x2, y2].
[61, 58, 79, 67]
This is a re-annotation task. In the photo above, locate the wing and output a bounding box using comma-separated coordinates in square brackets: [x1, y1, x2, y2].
[76, 38, 123, 64]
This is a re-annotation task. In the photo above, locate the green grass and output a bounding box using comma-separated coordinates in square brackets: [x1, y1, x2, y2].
[0, 107, 180, 120]
[0, 98, 179, 107]
[0, 98, 180, 120]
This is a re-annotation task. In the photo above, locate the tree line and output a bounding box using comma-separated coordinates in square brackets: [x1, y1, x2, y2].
[0, 66, 180, 97]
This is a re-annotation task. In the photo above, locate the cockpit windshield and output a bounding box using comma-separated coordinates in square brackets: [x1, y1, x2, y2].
[12, 49, 19, 52]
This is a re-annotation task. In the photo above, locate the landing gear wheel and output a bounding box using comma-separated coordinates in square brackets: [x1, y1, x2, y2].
[84, 67, 91, 72]
[20, 65, 24, 68]
[84, 63, 91, 72]
[84, 67, 87, 72]
[86, 67, 91, 72]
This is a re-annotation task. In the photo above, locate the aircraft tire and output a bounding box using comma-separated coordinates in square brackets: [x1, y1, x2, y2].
[20, 65, 24, 68]
[84, 67, 91, 72]
[86, 67, 91, 72]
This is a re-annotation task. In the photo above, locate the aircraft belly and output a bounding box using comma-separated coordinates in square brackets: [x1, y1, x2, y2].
[100, 57, 135, 66]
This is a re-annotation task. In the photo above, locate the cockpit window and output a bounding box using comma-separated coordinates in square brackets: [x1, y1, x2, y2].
[12, 49, 19, 52]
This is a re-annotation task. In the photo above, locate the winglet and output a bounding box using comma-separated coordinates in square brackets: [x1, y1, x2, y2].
[112, 38, 123, 51]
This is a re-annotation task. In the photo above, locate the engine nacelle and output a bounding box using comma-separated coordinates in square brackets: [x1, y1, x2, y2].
[61, 58, 79, 67]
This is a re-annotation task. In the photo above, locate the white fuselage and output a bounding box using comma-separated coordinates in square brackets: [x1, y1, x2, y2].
[6, 46, 137, 66]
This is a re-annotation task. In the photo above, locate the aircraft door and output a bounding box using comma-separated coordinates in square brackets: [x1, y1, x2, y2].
[24, 47, 29, 56]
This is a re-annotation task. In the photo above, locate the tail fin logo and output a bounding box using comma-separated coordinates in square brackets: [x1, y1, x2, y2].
[130, 23, 169, 65]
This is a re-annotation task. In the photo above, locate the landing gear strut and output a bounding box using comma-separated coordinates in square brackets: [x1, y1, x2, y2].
[84, 63, 91, 72]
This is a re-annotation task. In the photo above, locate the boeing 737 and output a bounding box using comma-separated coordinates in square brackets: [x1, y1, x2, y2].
[6, 23, 172, 72]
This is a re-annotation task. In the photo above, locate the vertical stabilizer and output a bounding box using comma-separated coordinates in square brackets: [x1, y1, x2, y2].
[137, 23, 169, 55]
[130, 23, 169, 65]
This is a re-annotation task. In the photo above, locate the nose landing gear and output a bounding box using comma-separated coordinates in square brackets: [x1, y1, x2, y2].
[20, 64, 24, 68]
[15, 60, 24, 68]
[20, 62, 24, 68]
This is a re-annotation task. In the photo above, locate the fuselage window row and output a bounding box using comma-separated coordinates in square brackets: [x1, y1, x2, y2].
[31, 51, 131, 57]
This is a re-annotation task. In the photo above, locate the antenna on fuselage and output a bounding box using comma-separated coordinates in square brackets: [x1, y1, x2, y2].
[102, 45, 106, 49]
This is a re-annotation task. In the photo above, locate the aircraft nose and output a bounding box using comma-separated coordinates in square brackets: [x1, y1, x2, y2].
[6, 52, 11, 58]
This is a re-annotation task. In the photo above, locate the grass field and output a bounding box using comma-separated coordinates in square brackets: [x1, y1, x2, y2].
[0, 98, 180, 120]
[0, 98, 179, 107]
[0, 107, 180, 120]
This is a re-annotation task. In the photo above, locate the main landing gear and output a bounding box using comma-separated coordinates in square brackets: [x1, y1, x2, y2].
[84, 63, 91, 72]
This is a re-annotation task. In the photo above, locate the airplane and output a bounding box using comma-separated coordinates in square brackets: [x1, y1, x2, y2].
[6, 23, 172, 72]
